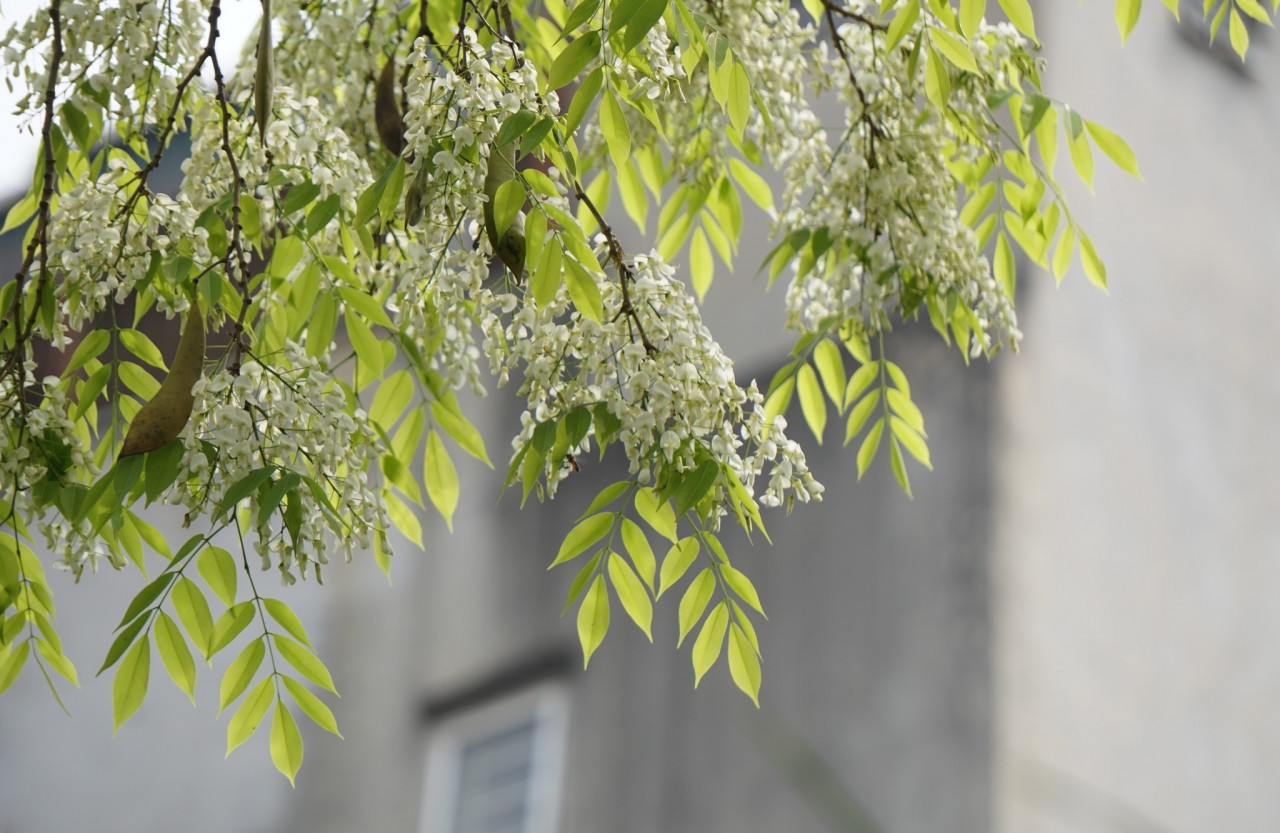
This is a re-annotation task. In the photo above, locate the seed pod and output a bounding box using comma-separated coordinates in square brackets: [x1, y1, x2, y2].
[375, 56, 407, 156]
[404, 163, 428, 227]
[483, 142, 526, 280]
[118, 300, 205, 459]
[254, 0, 274, 144]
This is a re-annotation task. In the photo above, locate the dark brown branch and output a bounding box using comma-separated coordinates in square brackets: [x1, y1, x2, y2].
[572, 181, 657, 357]
[1, 0, 64, 392]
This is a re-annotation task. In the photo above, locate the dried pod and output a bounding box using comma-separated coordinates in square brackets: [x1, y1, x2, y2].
[375, 57, 407, 156]
[119, 300, 205, 459]
[483, 142, 526, 280]
[254, 0, 274, 144]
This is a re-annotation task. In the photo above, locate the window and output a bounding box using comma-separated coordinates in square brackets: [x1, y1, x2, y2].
[418, 677, 570, 833]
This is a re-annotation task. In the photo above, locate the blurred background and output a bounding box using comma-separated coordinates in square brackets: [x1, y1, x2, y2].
[1, 1, 1278, 832]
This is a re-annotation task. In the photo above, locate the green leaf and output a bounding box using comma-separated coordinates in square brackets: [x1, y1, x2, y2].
[856, 416, 886, 479]
[621, 0, 669, 54]
[887, 0, 921, 49]
[565, 67, 603, 135]
[0, 641, 30, 695]
[1052, 223, 1076, 283]
[576, 574, 610, 666]
[36, 638, 79, 686]
[691, 601, 728, 686]
[209, 601, 256, 656]
[1229, 7, 1249, 58]
[1085, 119, 1141, 178]
[116, 572, 176, 631]
[219, 638, 265, 713]
[797, 364, 827, 443]
[635, 487, 677, 542]
[424, 429, 459, 531]
[548, 31, 602, 90]
[264, 599, 311, 647]
[720, 565, 764, 616]
[98, 614, 149, 675]
[226, 676, 273, 756]
[726, 63, 751, 137]
[658, 537, 700, 598]
[1078, 230, 1108, 291]
[671, 459, 719, 517]
[431, 402, 492, 467]
[282, 676, 342, 737]
[198, 546, 238, 607]
[281, 181, 321, 215]
[960, 0, 987, 37]
[564, 257, 605, 323]
[891, 416, 933, 469]
[273, 635, 337, 694]
[1115, 0, 1142, 43]
[689, 227, 713, 302]
[607, 553, 653, 640]
[155, 612, 197, 704]
[619, 518, 656, 592]
[727, 624, 762, 705]
[171, 577, 215, 658]
[997, 0, 1038, 41]
[271, 702, 305, 786]
[550, 512, 613, 567]
[119, 328, 166, 370]
[112, 634, 150, 733]
[562, 0, 602, 35]
[600, 89, 632, 168]
[677, 568, 715, 646]
[928, 27, 979, 73]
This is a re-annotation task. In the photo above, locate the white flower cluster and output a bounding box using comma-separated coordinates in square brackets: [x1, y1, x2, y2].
[490, 251, 822, 514]
[0, 371, 109, 577]
[43, 162, 209, 342]
[390, 31, 551, 394]
[778, 13, 1020, 355]
[2, 0, 206, 135]
[176, 342, 387, 583]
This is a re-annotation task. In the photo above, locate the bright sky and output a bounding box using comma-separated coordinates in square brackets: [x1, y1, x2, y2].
[0, 0, 260, 198]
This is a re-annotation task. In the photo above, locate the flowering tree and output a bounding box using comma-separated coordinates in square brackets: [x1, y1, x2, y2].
[0, 0, 1267, 781]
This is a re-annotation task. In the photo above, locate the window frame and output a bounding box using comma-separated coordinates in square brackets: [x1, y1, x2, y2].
[417, 680, 571, 833]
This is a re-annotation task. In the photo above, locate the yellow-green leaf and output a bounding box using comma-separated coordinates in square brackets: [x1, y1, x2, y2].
[270, 701, 304, 786]
[1085, 119, 1141, 178]
[198, 546, 238, 608]
[658, 536, 700, 598]
[226, 676, 273, 756]
[219, 638, 265, 713]
[577, 574, 610, 666]
[797, 364, 826, 444]
[607, 553, 653, 641]
[550, 512, 613, 568]
[424, 429, 459, 531]
[112, 634, 150, 734]
[997, 0, 1038, 42]
[727, 623, 761, 705]
[691, 601, 729, 686]
[619, 517, 656, 591]
[155, 612, 196, 704]
[282, 676, 342, 738]
[273, 634, 338, 694]
[677, 568, 715, 646]
[1078, 230, 1108, 291]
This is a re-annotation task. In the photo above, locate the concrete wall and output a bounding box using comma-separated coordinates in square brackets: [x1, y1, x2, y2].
[994, 5, 1280, 832]
[287, 325, 997, 833]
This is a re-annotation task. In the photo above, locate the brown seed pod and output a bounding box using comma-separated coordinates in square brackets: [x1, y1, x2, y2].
[118, 300, 205, 459]
[375, 56, 407, 156]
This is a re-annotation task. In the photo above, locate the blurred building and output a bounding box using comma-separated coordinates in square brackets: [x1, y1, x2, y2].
[1, 4, 1277, 833]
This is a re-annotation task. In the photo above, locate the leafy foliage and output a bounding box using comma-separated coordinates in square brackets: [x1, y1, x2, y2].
[1, 0, 1256, 778]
